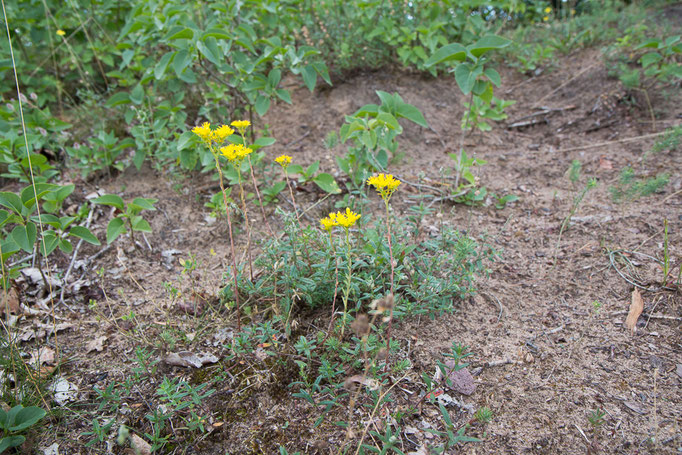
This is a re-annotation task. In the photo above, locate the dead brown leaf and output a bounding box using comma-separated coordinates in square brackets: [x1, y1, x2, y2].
[0, 286, 20, 315]
[598, 155, 613, 170]
[625, 288, 644, 334]
[130, 433, 151, 455]
[29, 347, 55, 365]
[86, 336, 108, 353]
[165, 351, 219, 368]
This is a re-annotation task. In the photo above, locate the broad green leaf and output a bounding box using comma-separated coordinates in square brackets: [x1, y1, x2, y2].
[40, 231, 59, 256]
[93, 194, 124, 211]
[640, 52, 662, 68]
[313, 62, 331, 85]
[177, 131, 196, 151]
[253, 137, 276, 148]
[0, 192, 24, 216]
[179, 149, 198, 170]
[197, 37, 222, 65]
[202, 28, 231, 40]
[154, 51, 174, 80]
[375, 112, 401, 131]
[130, 84, 144, 105]
[0, 435, 25, 452]
[396, 103, 428, 127]
[0, 236, 20, 262]
[105, 92, 131, 107]
[58, 238, 73, 254]
[31, 214, 60, 228]
[454, 63, 482, 95]
[468, 35, 510, 58]
[173, 49, 191, 76]
[375, 149, 389, 170]
[130, 198, 157, 211]
[635, 38, 661, 50]
[275, 88, 291, 104]
[267, 68, 282, 88]
[255, 95, 270, 116]
[286, 164, 304, 176]
[131, 216, 152, 233]
[133, 149, 146, 170]
[21, 183, 56, 209]
[69, 226, 101, 245]
[106, 217, 126, 244]
[166, 27, 194, 41]
[425, 42, 467, 67]
[11, 223, 37, 253]
[353, 104, 380, 118]
[301, 65, 316, 92]
[0, 209, 9, 228]
[484, 67, 501, 86]
[313, 173, 341, 194]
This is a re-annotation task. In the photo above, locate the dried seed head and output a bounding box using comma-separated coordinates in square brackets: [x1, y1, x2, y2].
[351, 313, 369, 337]
[376, 348, 388, 360]
[376, 294, 394, 313]
[343, 376, 358, 392]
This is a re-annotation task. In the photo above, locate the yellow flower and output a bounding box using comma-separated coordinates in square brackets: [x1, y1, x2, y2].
[275, 154, 292, 167]
[367, 173, 401, 192]
[320, 213, 337, 231]
[231, 120, 250, 133]
[192, 122, 212, 143]
[220, 144, 252, 163]
[335, 208, 361, 229]
[211, 124, 234, 144]
[367, 173, 401, 202]
[56, 29, 66, 36]
[544, 6, 552, 13]
[543, 16, 549, 21]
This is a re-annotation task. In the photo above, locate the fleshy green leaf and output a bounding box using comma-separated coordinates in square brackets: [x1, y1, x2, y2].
[69, 226, 101, 245]
[105, 92, 131, 107]
[106, 217, 127, 244]
[468, 35, 510, 58]
[93, 194, 125, 211]
[425, 42, 467, 67]
[11, 223, 37, 253]
[313, 173, 341, 194]
[255, 95, 270, 116]
[131, 216, 152, 232]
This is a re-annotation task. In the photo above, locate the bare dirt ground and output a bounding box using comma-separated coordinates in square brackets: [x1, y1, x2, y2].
[11, 36, 681, 454]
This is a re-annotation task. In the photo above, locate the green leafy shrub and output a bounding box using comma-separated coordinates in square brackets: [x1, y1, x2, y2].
[0, 405, 46, 453]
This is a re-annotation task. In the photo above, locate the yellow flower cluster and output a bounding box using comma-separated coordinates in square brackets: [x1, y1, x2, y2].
[231, 120, 250, 133]
[320, 208, 361, 231]
[192, 122, 213, 143]
[220, 144, 253, 163]
[275, 154, 292, 167]
[212, 124, 235, 143]
[192, 122, 236, 144]
[320, 212, 337, 231]
[57, 29, 66, 37]
[367, 173, 401, 202]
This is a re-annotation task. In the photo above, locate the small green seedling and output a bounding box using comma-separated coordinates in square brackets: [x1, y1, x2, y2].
[93, 194, 157, 245]
[0, 405, 47, 453]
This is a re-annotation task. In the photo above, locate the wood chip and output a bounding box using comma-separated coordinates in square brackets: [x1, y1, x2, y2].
[625, 289, 644, 334]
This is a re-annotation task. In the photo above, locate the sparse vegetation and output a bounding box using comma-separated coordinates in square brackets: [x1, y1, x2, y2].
[1, 0, 680, 453]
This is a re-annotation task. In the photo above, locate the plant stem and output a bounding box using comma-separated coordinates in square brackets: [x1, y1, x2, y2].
[236, 168, 254, 282]
[211, 149, 241, 332]
[383, 199, 395, 369]
[322, 231, 339, 344]
[454, 91, 475, 190]
[247, 155, 274, 236]
[340, 228, 353, 337]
